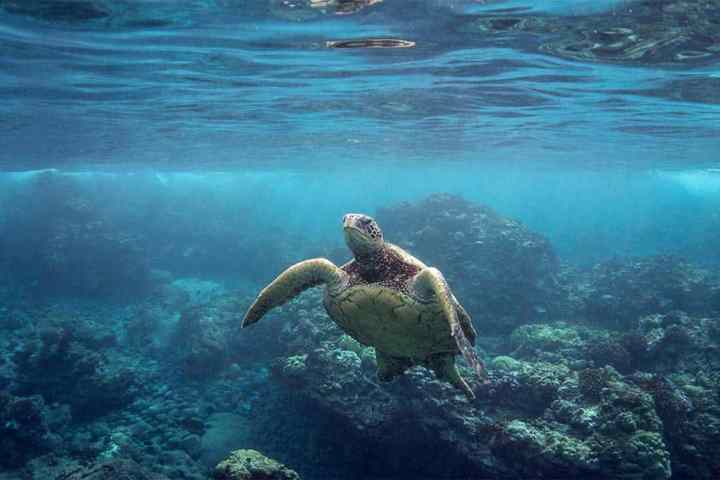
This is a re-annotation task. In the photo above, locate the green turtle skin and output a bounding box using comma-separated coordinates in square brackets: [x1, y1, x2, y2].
[242, 214, 484, 398]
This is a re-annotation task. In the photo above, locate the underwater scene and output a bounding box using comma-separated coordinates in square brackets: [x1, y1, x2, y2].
[1, 1, 720, 479]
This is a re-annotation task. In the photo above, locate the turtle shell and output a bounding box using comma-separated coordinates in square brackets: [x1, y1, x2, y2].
[324, 284, 458, 360]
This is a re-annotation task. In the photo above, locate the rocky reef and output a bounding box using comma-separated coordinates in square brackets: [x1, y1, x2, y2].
[12, 321, 138, 421]
[54, 459, 170, 480]
[576, 256, 720, 330]
[0, 392, 56, 469]
[268, 293, 720, 479]
[213, 449, 301, 480]
[254, 195, 720, 479]
[1, 193, 719, 480]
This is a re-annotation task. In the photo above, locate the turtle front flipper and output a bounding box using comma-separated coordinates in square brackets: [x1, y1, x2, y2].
[454, 296, 478, 345]
[242, 258, 347, 327]
[412, 267, 485, 383]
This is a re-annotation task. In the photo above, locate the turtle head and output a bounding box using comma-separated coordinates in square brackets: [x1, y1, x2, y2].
[343, 213, 384, 257]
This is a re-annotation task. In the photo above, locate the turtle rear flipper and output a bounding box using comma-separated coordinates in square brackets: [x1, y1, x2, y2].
[375, 350, 413, 382]
[242, 258, 347, 327]
[426, 353, 475, 400]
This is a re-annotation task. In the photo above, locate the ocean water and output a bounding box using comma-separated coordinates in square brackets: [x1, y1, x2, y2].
[1, 1, 719, 479]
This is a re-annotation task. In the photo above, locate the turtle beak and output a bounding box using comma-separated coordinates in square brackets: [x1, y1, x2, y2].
[343, 213, 359, 231]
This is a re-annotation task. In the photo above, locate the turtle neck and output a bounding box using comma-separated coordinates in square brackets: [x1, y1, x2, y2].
[354, 246, 388, 282]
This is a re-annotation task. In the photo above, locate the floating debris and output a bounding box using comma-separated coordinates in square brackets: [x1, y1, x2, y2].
[326, 38, 416, 49]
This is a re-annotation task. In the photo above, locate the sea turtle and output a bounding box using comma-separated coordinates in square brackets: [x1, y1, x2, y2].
[242, 213, 485, 398]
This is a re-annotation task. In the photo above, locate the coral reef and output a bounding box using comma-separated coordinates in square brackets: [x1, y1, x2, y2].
[173, 306, 231, 379]
[266, 291, 720, 479]
[1, 193, 719, 480]
[55, 459, 170, 479]
[12, 325, 138, 421]
[578, 256, 718, 330]
[213, 449, 301, 480]
[0, 392, 54, 469]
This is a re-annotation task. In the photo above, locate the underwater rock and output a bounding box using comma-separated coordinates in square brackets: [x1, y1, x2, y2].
[265, 293, 677, 479]
[276, 293, 344, 355]
[176, 285, 720, 479]
[0, 392, 53, 468]
[377, 194, 563, 333]
[511, 323, 583, 352]
[54, 458, 169, 480]
[200, 413, 251, 469]
[125, 306, 162, 350]
[663, 381, 720, 478]
[579, 256, 718, 330]
[577, 366, 621, 402]
[613, 311, 719, 375]
[479, 359, 572, 414]
[508, 321, 620, 368]
[21, 454, 83, 479]
[172, 306, 230, 379]
[484, 368, 674, 479]
[490, 419, 597, 477]
[13, 326, 138, 420]
[585, 333, 633, 373]
[164, 278, 226, 310]
[585, 378, 672, 480]
[271, 319, 496, 478]
[461, 0, 720, 65]
[213, 449, 301, 480]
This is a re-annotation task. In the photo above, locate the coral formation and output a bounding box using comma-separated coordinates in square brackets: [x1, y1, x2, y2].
[578, 256, 717, 330]
[13, 326, 137, 420]
[173, 306, 230, 379]
[55, 459, 170, 479]
[213, 449, 301, 480]
[0, 392, 54, 468]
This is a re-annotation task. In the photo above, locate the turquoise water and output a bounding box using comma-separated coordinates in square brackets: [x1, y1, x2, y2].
[1, 2, 720, 480]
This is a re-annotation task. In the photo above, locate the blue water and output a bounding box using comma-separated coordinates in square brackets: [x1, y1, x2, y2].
[1, 1, 720, 480]
[1, 0, 718, 170]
